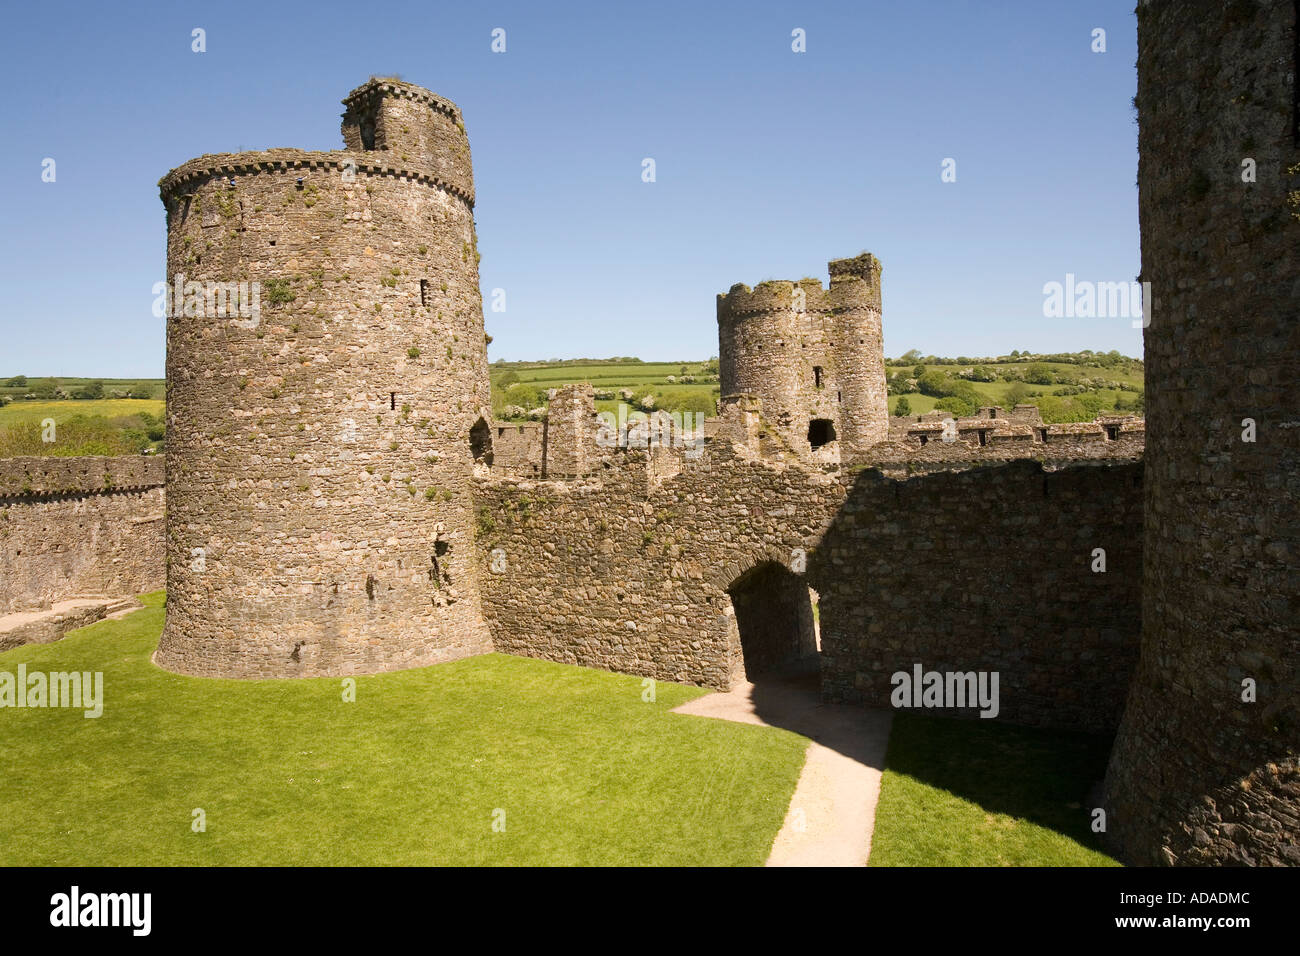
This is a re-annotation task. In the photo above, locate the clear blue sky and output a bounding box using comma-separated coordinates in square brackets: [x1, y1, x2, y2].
[0, 0, 1140, 377]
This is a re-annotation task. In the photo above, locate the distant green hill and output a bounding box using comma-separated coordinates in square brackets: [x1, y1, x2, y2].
[0, 376, 162, 402]
[0, 351, 1143, 457]
[490, 351, 1142, 424]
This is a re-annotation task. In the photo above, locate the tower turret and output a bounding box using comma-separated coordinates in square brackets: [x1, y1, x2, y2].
[154, 80, 493, 677]
[716, 253, 888, 466]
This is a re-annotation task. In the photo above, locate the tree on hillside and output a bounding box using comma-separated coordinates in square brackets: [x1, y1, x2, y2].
[894, 396, 911, 416]
[1003, 381, 1031, 406]
[935, 395, 975, 417]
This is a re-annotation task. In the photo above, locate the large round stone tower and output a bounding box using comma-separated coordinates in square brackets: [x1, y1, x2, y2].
[1103, 2, 1299, 864]
[154, 78, 494, 677]
[716, 253, 889, 466]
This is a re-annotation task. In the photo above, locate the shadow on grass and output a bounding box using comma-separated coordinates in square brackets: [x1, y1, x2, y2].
[874, 710, 1118, 865]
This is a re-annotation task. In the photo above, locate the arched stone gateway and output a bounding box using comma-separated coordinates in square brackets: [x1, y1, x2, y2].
[724, 561, 818, 684]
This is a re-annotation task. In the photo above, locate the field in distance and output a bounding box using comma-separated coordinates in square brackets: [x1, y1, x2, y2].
[490, 351, 1143, 424]
[0, 351, 1143, 456]
[0, 377, 164, 456]
[490, 359, 719, 420]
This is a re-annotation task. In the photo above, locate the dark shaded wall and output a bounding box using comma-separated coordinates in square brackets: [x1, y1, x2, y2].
[1104, 0, 1300, 866]
[816, 462, 1143, 733]
[729, 562, 818, 679]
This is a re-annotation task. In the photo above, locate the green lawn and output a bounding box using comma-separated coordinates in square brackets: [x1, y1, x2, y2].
[869, 712, 1120, 866]
[0, 593, 1128, 867]
[0, 593, 806, 866]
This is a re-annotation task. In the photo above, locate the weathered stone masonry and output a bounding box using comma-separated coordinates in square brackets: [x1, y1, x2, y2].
[1103, 0, 1300, 867]
[0, 457, 164, 615]
[718, 254, 889, 467]
[474, 417, 1144, 734]
[154, 78, 494, 677]
[816, 461, 1142, 733]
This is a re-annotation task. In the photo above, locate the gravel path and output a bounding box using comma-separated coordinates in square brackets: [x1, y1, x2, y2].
[673, 671, 892, 866]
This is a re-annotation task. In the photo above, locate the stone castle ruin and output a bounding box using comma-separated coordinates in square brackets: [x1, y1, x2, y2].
[1, 0, 1295, 868]
[717, 254, 889, 467]
[154, 78, 493, 677]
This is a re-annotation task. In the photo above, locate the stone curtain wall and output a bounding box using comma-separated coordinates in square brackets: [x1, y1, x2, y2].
[864, 429, 1144, 478]
[475, 442, 1143, 733]
[1104, 0, 1300, 866]
[155, 79, 494, 678]
[817, 461, 1143, 733]
[0, 457, 165, 613]
[475, 442, 845, 689]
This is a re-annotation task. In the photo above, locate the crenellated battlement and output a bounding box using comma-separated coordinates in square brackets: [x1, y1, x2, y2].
[717, 273, 878, 320]
[0, 456, 164, 499]
[485, 388, 1146, 486]
[158, 147, 475, 208]
[341, 77, 464, 121]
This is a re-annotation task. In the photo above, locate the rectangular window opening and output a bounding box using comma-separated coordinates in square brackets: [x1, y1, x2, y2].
[420, 279, 429, 307]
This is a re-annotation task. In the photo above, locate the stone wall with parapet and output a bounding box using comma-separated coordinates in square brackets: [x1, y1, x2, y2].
[489, 383, 708, 479]
[506, 389, 1146, 481]
[880, 406, 1145, 475]
[475, 439, 1143, 733]
[0, 457, 165, 613]
[0, 456, 164, 497]
[474, 440, 844, 690]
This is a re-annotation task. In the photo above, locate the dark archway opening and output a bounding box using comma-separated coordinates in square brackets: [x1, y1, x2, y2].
[727, 561, 818, 683]
[469, 417, 493, 464]
[808, 418, 836, 449]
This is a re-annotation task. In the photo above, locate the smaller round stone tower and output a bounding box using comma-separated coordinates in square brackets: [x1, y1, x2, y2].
[717, 253, 888, 465]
